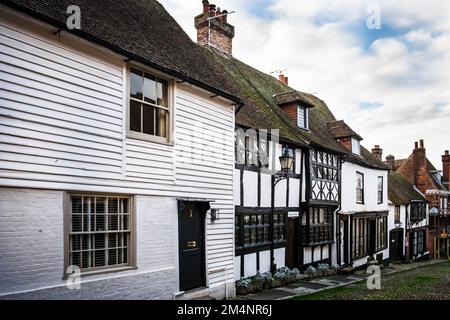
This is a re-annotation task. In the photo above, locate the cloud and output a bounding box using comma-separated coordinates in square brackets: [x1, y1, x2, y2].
[158, 0, 450, 168]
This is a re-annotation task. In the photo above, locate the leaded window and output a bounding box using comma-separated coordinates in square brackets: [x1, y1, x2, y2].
[68, 195, 132, 273]
[300, 207, 333, 245]
[310, 149, 340, 202]
[410, 202, 426, 222]
[235, 213, 285, 249]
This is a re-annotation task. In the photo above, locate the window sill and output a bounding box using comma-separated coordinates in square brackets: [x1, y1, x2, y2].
[62, 266, 138, 280]
[127, 131, 173, 146]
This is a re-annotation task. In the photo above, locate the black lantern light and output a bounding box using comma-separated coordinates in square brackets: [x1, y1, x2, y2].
[279, 147, 294, 173]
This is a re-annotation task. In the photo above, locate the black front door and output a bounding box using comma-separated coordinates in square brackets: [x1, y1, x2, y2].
[178, 201, 206, 291]
[389, 229, 404, 261]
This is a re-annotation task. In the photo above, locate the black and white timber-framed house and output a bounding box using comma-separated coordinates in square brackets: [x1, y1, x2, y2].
[191, 1, 351, 278]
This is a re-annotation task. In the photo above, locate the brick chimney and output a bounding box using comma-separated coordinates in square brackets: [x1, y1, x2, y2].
[195, 1, 235, 55]
[412, 139, 427, 192]
[386, 154, 395, 170]
[442, 150, 450, 189]
[279, 74, 289, 85]
[371, 145, 383, 161]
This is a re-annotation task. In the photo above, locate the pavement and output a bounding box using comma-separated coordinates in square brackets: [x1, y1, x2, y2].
[234, 259, 446, 300]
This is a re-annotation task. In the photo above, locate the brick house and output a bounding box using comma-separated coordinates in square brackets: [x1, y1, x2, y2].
[385, 140, 450, 258]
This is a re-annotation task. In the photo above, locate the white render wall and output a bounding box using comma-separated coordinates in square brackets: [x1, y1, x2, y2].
[0, 8, 235, 298]
[340, 161, 389, 266]
[341, 162, 388, 213]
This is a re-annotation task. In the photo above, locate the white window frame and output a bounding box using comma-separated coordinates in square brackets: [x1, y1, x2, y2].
[356, 171, 364, 204]
[352, 138, 361, 155]
[297, 105, 308, 129]
[126, 63, 174, 145]
[377, 176, 383, 204]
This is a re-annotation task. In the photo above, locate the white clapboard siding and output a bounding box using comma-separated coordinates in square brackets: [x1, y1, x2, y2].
[125, 139, 174, 183]
[175, 87, 235, 287]
[0, 20, 124, 181]
[0, 17, 236, 289]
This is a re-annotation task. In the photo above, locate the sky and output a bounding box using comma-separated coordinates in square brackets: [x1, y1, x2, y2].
[159, 0, 450, 169]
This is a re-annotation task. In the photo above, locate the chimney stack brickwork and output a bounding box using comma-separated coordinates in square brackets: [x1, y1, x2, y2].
[278, 74, 289, 85]
[443, 150, 450, 189]
[371, 145, 383, 161]
[195, 1, 235, 55]
[386, 154, 395, 170]
[412, 140, 427, 192]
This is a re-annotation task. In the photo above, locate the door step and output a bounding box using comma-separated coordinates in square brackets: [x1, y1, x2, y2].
[193, 295, 216, 300]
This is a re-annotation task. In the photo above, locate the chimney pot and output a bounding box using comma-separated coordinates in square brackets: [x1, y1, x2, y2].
[445, 150, 449, 156]
[196, 1, 235, 55]
[209, 4, 216, 16]
[420, 139, 424, 148]
[386, 154, 395, 170]
[222, 10, 228, 23]
[278, 74, 288, 85]
[415, 141, 419, 149]
[202, 0, 209, 13]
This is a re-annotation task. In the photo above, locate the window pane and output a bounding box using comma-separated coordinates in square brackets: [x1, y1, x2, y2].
[144, 73, 157, 105]
[130, 101, 141, 132]
[72, 197, 82, 213]
[130, 69, 143, 100]
[157, 78, 168, 107]
[156, 108, 168, 137]
[143, 105, 155, 135]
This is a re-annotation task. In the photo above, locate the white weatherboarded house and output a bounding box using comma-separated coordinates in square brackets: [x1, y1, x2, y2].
[0, 0, 240, 299]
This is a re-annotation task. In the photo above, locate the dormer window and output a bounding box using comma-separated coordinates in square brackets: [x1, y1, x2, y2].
[297, 105, 308, 129]
[352, 138, 361, 155]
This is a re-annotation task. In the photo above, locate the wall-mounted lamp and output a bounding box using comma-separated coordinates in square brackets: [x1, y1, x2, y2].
[211, 209, 219, 222]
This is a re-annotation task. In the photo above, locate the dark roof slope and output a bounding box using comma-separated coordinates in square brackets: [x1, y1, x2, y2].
[3, 0, 240, 103]
[388, 172, 428, 205]
[203, 50, 353, 151]
[326, 120, 363, 140]
[351, 147, 391, 170]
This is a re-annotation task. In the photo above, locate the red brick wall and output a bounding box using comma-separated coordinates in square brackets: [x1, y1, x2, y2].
[280, 104, 297, 123]
[337, 137, 352, 152]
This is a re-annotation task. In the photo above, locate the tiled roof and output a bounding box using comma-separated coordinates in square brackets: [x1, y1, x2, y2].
[325, 120, 363, 141]
[388, 172, 428, 205]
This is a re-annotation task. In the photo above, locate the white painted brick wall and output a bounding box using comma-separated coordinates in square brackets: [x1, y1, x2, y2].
[0, 188, 65, 294]
[0, 188, 179, 299]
